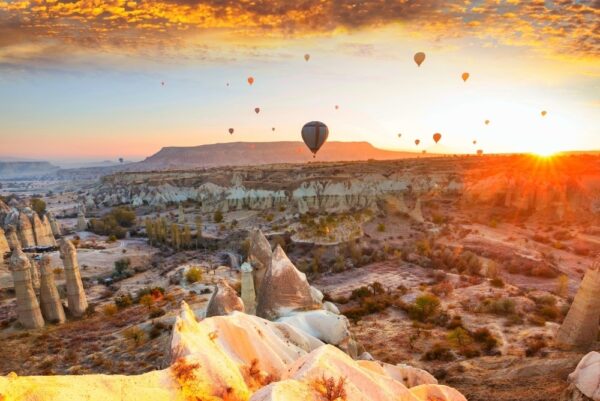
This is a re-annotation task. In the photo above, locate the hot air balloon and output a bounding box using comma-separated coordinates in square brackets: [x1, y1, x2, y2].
[247, 77, 254, 85]
[462, 72, 469, 82]
[118, 158, 124, 164]
[226, 82, 230, 87]
[485, 120, 490, 125]
[272, 127, 275, 132]
[161, 81, 165, 86]
[301, 121, 329, 157]
[433, 133, 442, 144]
[228, 128, 234, 135]
[335, 105, 339, 110]
[398, 133, 402, 138]
[473, 140, 477, 145]
[415, 139, 421, 146]
[304, 54, 310, 62]
[414, 52, 426, 67]
[541, 110, 547, 117]
[255, 107, 260, 114]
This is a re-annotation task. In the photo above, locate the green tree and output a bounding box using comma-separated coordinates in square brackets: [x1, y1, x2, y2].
[31, 198, 46, 216]
[213, 210, 223, 223]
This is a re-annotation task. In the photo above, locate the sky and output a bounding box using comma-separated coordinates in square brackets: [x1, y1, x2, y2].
[0, 0, 599, 161]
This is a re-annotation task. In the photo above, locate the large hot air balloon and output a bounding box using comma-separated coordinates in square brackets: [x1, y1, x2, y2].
[415, 139, 421, 146]
[247, 77, 254, 85]
[304, 54, 310, 62]
[485, 119, 490, 125]
[255, 107, 260, 114]
[433, 133, 442, 144]
[414, 52, 426, 67]
[541, 110, 547, 117]
[228, 128, 234, 135]
[301, 121, 329, 157]
[462, 72, 469, 82]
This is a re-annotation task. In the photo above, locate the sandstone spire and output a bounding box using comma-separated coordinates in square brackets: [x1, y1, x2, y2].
[177, 204, 186, 224]
[240, 262, 256, 315]
[247, 228, 272, 293]
[47, 212, 62, 237]
[59, 238, 88, 317]
[556, 262, 600, 350]
[0, 227, 9, 256]
[4, 225, 21, 250]
[32, 212, 56, 247]
[256, 245, 320, 320]
[9, 248, 44, 329]
[17, 212, 36, 248]
[409, 197, 425, 223]
[28, 254, 40, 288]
[39, 255, 66, 324]
[76, 210, 87, 232]
[205, 279, 244, 318]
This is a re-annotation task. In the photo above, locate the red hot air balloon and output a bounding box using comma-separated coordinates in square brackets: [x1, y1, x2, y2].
[415, 139, 421, 146]
[301, 121, 329, 158]
[433, 133, 442, 144]
[247, 77, 254, 85]
[255, 107, 260, 114]
[228, 128, 234, 135]
[335, 105, 339, 110]
[414, 52, 426, 67]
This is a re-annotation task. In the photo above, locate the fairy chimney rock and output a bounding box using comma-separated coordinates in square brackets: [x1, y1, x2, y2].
[556, 263, 600, 350]
[39, 255, 66, 324]
[247, 228, 272, 292]
[9, 248, 45, 329]
[240, 262, 256, 315]
[4, 225, 21, 250]
[17, 212, 36, 248]
[47, 212, 62, 237]
[59, 238, 88, 317]
[205, 279, 245, 318]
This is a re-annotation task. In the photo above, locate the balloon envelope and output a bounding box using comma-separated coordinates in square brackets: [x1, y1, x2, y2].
[228, 128, 234, 134]
[255, 107, 260, 114]
[398, 133, 402, 138]
[433, 133, 442, 143]
[247, 77, 254, 85]
[304, 54, 310, 61]
[415, 139, 420, 146]
[301, 121, 329, 156]
[272, 127, 275, 131]
[335, 105, 339, 110]
[541, 110, 547, 117]
[414, 52, 426, 67]
[485, 120, 490, 125]
[462, 72, 469, 82]
[473, 140, 477, 145]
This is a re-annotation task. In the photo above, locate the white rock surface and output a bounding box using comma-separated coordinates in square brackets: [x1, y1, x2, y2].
[569, 352, 600, 401]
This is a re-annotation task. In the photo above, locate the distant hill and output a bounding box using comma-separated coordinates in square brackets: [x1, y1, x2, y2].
[132, 141, 423, 170]
[0, 161, 60, 179]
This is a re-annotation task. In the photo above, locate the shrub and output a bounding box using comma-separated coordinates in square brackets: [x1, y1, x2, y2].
[447, 327, 473, 348]
[422, 342, 454, 361]
[472, 328, 498, 351]
[102, 304, 118, 316]
[31, 198, 46, 216]
[490, 277, 505, 288]
[377, 223, 386, 232]
[431, 281, 453, 297]
[123, 327, 145, 347]
[408, 294, 441, 322]
[213, 210, 223, 223]
[114, 293, 133, 309]
[139, 294, 155, 308]
[481, 297, 515, 316]
[149, 307, 166, 319]
[185, 267, 202, 284]
[89, 206, 136, 239]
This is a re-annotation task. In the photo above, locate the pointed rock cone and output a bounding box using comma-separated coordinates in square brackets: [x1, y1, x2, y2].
[47, 212, 62, 237]
[205, 279, 244, 317]
[247, 228, 272, 292]
[59, 238, 88, 317]
[9, 248, 44, 329]
[39, 255, 66, 324]
[409, 197, 425, 223]
[240, 262, 256, 315]
[0, 227, 10, 256]
[17, 212, 36, 248]
[4, 225, 21, 250]
[256, 245, 320, 320]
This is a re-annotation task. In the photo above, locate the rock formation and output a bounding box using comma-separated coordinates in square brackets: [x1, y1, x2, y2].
[408, 197, 425, 223]
[47, 212, 62, 237]
[4, 225, 21, 251]
[32, 212, 56, 247]
[240, 262, 256, 315]
[76, 210, 87, 231]
[4, 225, 20, 250]
[0, 302, 465, 401]
[59, 238, 88, 317]
[28, 255, 40, 288]
[205, 279, 245, 317]
[566, 352, 600, 401]
[247, 228, 272, 292]
[556, 263, 600, 350]
[39, 255, 66, 324]
[0, 227, 9, 256]
[9, 248, 45, 329]
[177, 204, 185, 224]
[17, 212, 36, 248]
[256, 245, 320, 320]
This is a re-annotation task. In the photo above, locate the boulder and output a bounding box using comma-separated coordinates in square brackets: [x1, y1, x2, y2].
[256, 245, 320, 320]
[568, 352, 600, 401]
[205, 279, 245, 317]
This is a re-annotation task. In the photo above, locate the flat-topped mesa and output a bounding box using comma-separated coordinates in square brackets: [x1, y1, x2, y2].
[556, 263, 600, 350]
[59, 238, 88, 317]
[205, 279, 245, 318]
[256, 245, 321, 320]
[240, 262, 256, 315]
[31, 212, 56, 247]
[247, 228, 272, 293]
[39, 255, 66, 324]
[47, 212, 62, 237]
[4, 225, 21, 250]
[17, 212, 36, 248]
[76, 210, 87, 232]
[9, 248, 44, 329]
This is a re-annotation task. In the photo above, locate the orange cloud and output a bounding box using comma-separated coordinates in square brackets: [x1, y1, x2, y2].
[0, 0, 598, 68]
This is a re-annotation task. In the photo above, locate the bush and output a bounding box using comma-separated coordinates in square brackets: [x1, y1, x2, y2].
[149, 307, 166, 319]
[408, 294, 441, 322]
[481, 297, 516, 316]
[185, 267, 202, 284]
[490, 277, 505, 288]
[102, 304, 118, 316]
[114, 293, 133, 309]
[422, 342, 454, 361]
[123, 327, 145, 347]
[377, 223, 386, 232]
[213, 210, 223, 223]
[89, 206, 136, 239]
[31, 198, 46, 216]
[139, 294, 155, 308]
[431, 281, 453, 297]
[472, 328, 498, 351]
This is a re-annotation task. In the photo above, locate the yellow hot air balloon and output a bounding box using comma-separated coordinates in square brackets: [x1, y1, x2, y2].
[414, 52, 426, 67]
[254, 107, 260, 114]
[485, 119, 490, 125]
[247, 77, 254, 85]
[433, 133, 442, 144]
[415, 139, 421, 146]
[462, 72, 469, 82]
[304, 54, 310, 62]
[228, 128, 234, 135]
[541, 110, 547, 117]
